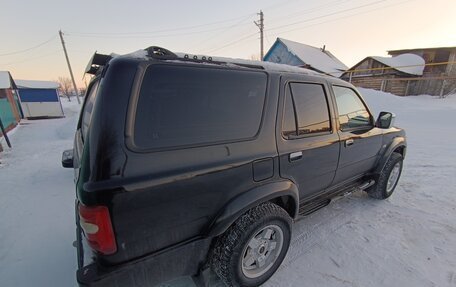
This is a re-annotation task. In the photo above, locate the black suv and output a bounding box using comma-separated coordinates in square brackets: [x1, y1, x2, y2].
[62, 47, 406, 287]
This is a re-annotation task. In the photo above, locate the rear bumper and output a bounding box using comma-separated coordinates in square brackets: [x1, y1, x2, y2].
[77, 238, 212, 287]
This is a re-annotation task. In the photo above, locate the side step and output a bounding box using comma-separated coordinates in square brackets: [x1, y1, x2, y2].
[298, 179, 376, 216]
[299, 199, 331, 216]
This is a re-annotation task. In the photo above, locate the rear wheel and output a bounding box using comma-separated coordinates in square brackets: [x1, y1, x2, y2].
[367, 152, 403, 199]
[211, 202, 291, 287]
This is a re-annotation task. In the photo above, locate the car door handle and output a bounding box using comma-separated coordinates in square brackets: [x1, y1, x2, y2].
[345, 139, 354, 147]
[289, 151, 303, 162]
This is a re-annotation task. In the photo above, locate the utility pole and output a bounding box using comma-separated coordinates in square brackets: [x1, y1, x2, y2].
[254, 10, 264, 61]
[59, 30, 81, 104]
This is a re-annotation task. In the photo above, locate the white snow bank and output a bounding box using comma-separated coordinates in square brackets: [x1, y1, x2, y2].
[0, 99, 81, 286]
[371, 53, 425, 76]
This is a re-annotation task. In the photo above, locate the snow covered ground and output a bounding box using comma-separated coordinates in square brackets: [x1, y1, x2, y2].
[0, 89, 455, 287]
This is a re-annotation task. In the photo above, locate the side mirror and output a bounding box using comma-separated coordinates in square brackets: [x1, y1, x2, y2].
[376, 112, 396, 129]
[62, 149, 74, 168]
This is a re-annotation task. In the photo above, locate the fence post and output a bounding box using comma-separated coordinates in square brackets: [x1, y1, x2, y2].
[439, 79, 447, 98]
[405, 80, 410, 96]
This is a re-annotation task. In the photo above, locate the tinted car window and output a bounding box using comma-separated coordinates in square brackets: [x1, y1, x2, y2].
[289, 83, 331, 136]
[134, 65, 267, 149]
[282, 88, 297, 139]
[333, 86, 371, 130]
[81, 80, 100, 140]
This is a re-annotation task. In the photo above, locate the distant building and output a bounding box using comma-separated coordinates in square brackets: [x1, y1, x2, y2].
[340, 54, 425, 96]
[16, 80, 64, 119]
[0, 71, 22, 134]
[342, 46, 456, 96]
[264, 38, 347, 77]
[388, 47, 456, 96]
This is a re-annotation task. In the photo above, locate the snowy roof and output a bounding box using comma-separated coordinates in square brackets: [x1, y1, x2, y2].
[371, 54, 425, 75]
[274, 38, 348, 77]
[0, 71, 15, 89]
[15, 79, 59, 89]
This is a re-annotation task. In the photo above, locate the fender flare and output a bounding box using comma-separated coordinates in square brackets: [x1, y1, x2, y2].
[206, 180, 299, 237]
[374, 136, 407, 175]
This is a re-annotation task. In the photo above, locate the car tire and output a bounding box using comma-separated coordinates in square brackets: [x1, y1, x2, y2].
[211, 202, 292, 287]
[367, 152, 403, 199]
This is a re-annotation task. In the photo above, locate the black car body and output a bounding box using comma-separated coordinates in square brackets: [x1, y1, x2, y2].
[63, 47, 406, 287]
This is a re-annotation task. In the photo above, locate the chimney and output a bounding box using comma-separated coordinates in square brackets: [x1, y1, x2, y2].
[322, 45, 326, 52]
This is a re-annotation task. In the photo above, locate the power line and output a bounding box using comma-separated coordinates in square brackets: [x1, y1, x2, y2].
[267, 0, 352, 23]
[0, 49, 62, 66]
[192, 13, 255, 50]
[0, 35, 57, 57]
[65, 22, 255, 39]
[205, 32, 259, 54]
[266, 0, 387, 32]
[267, 0, 416, 36]
[202, 0, 390, 55]
[341, 60, 456, 75]
[67, 13, 256, 37]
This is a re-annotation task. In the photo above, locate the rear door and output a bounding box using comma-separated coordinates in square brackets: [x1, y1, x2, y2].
[277, 76, 340, 200]
[330, 85, 382, 184]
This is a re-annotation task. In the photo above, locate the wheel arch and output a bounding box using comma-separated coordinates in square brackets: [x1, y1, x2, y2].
[374, 136, 406, 176]
[205, 180, 299, 238]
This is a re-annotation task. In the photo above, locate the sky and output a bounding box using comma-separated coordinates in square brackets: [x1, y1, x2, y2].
[0, 0, 455, 88]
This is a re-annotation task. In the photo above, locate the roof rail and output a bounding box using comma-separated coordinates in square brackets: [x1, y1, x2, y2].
[145, 46, 264, 70]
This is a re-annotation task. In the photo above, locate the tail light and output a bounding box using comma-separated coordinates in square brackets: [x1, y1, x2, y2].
[78, 204, 117, 255]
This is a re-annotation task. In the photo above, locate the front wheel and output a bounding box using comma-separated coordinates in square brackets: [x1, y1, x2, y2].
[211, 202, 292, 287]
[367, 152, 404, 199]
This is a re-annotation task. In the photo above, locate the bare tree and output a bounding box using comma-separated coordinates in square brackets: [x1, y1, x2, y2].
[79, 87, 87, 98]
[250, 54, 260, 61]
[58, 77, 73, 102]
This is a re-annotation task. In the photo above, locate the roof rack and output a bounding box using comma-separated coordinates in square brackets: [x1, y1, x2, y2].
[144, 46, 265, 70]
[145, 46, 178, 60]
[85, 52, 112, 75]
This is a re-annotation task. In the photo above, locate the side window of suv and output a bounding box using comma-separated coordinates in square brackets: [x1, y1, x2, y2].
[81, 80, 100, 140]
[282, 82, 331, 138]
[332, 86, 371, 131]
[134, 65, 267, 149]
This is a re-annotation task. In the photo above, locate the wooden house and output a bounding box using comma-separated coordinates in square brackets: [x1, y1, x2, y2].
[388, 47, 456, 96]
[264, 38, 347, 77]
[340, 54, 425, 96]
[342, 46, 456, 96]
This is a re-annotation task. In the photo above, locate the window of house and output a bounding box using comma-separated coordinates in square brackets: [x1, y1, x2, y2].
[332, 86, 372, 131]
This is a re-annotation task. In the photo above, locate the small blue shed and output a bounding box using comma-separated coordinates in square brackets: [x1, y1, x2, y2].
[264, 38, 348, 77]
[16, 80, 64, 119]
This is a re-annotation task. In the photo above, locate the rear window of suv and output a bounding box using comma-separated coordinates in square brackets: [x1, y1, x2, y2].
[133, 65, 267, 150]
